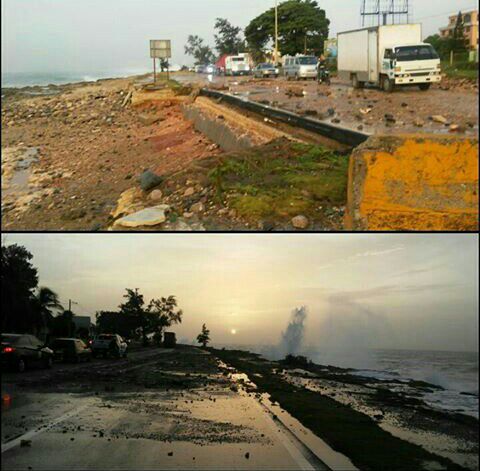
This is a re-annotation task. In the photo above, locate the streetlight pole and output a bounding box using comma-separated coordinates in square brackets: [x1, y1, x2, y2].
[274, 0, 279, 65]
[68, 299, 78, 312]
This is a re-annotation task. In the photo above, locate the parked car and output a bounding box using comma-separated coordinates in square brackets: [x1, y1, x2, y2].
[195, 64, 208, 74]
[91, 334, 128, 359]
[253, 63, 279, 78]
[284, 55, 318, 80]
[50, 338, 92, 363]
[1, 333, 54, 372]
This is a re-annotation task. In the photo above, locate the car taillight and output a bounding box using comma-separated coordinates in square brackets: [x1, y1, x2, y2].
[3, 347, 14, 353]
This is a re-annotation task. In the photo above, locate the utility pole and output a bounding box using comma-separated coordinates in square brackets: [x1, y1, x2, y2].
[274, 0, 279, 65]
[68, 299, 78, 312]
[67, 299, 78, 337]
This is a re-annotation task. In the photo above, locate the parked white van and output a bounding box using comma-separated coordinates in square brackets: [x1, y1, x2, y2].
[283, 55, 318, 80]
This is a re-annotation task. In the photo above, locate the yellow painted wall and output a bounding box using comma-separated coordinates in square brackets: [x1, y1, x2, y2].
[345, 135, 479, 231]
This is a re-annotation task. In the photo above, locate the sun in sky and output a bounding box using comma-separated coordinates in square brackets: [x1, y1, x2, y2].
[231, 329, 237, 335]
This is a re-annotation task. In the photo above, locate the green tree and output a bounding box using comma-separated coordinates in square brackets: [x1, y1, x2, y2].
[214, 18, 245, 55]
[147, 296, 183, 343]
[245, 0, 329, 60]
[1, 243, 39, 333]
[159, 58, 169, 72]
[184, 35, 216, 65]
[96, 311, 138, 339]
[196, 324, 210, 348]
[119, 288, 148, 345]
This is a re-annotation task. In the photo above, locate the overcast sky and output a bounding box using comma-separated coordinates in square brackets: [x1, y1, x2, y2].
[2, 0, 478, 73]
[4, 234, 478, 353]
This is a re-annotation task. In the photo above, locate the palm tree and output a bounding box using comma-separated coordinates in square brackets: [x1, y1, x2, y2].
[32, 287, 63, 338]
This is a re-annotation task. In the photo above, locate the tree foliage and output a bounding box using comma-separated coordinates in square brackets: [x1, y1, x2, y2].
[425, 31, 467, 61]
[147, 296, 183, 335]
[31, 287, 63, 336]
[245, 0, 329, 61]
[96, 311, 138, 339]
[1, 243, 39, 333]
[184, 35, 215, 65]
[197, 324, 210, 348]
[117, 289, 183, 345]
[214, 18, 245, 55]
[51, 310, 76, 338]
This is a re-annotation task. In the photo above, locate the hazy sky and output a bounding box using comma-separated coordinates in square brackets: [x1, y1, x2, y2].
[2, 0, 478, 73]
[4, 234, 478, 353]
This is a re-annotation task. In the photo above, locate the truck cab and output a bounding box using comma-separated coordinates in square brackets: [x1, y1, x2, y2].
[381, 43, 441, 91]
[225, 54, 252, 76]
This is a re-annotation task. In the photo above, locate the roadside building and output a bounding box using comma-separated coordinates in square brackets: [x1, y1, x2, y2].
[440, 10, 478, 50]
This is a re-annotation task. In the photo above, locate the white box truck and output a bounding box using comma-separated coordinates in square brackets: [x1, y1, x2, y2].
[337, 24, 441, 92]
[225, 53, 252, 76]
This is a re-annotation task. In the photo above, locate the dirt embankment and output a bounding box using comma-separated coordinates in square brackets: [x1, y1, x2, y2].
[1, 77, 220, 231]
[2, 76, 349, 231]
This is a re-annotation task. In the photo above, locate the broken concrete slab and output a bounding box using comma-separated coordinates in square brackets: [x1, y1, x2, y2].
[114, 205, 170, 228]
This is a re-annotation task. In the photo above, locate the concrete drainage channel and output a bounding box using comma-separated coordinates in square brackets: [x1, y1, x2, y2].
[181, 89, 479, 231]
[198, 88, 370, 148]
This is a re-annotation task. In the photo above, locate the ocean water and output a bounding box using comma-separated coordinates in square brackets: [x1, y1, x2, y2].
[356, 349, 479, 418]
[1, 70, 151, 88]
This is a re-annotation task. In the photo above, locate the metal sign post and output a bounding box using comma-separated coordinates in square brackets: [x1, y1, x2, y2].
[150, 40, 172, 84]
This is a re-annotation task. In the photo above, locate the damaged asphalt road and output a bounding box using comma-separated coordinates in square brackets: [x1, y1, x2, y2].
[1, 345, 333, 470]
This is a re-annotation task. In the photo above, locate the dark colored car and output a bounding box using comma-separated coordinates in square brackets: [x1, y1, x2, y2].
[50, 338, 92, 363]
[1, 333, 54, 372]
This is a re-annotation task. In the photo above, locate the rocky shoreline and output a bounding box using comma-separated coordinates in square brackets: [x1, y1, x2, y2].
[212, 349, 479, 471]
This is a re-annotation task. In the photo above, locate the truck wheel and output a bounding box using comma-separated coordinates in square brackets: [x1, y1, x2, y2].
[382, 77, 394, 93]
[419, 83, 431, 91]
[352, 75, 359, 89]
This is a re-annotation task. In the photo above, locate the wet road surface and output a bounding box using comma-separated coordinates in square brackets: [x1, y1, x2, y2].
[1, 346, 344, 470]
[175, 72, 478, 137]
